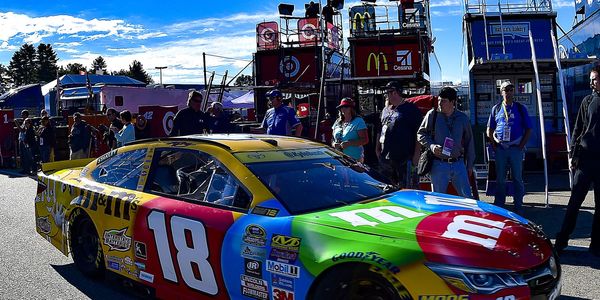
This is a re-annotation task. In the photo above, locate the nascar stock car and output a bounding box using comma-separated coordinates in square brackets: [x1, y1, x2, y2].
[34, 134, 561, 300]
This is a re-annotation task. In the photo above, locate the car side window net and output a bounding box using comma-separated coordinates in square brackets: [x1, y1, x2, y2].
[145, 148, 252, 210]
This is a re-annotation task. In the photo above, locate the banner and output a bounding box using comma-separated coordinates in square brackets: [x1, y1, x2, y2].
[138, 105, 179, 137]
[257, 22, 279, 50]
[255, 48, 318, 85]
[470, 18, 554, 61]
[298, 18, 320, 46]
[0, 110, 15, 162]
[352, 38, 421, 77]
[349, 5, 376, 35]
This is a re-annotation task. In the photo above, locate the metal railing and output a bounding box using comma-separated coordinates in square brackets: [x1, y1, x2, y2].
[465, 0, 553, 14]
[348, 0, 432, 38]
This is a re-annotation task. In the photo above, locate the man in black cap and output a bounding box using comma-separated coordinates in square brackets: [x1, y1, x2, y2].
[376, 81, 422, 188]
[170, 90, 209, 136]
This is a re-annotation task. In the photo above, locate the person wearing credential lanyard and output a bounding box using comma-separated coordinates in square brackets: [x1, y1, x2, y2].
[418, 87, 475, 197]
[487, 81, 532, 214]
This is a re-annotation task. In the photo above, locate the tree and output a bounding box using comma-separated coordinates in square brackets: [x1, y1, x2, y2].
[0, 64, 10, 92]
[62, 63, 85, 75]
[8, 44, 38, 86]
[91, 56, 107, 73]
[234, 74, 254, 86]
[127, 60, 153, 84]
[37, 43, 59, 83]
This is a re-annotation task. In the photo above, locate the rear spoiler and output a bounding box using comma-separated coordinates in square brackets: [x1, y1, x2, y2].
[41, 158, 95, 174]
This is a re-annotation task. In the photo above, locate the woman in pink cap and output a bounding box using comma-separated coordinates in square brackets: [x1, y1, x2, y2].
[331, 97, 369, 162]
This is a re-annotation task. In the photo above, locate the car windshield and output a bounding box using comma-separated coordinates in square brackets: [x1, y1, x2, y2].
[245, 156, 395, 215]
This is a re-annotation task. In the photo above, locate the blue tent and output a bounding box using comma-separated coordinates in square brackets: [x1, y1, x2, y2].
[0, 84, 44, 116]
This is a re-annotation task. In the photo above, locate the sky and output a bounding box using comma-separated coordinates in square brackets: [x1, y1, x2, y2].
[0, 0, 577, 85]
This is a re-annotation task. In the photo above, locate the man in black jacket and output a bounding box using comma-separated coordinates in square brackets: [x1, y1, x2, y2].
[556, 65, 600, 256]
[170, 91, 209, 136]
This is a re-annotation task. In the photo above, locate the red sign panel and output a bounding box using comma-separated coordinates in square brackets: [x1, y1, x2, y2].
[138, 105, 179, 137]
[352, 38, 421, 78]
[0, 110, 15, 162]
[256, 49, 318, 86]
[298, 18, 320, 46]
[257, 22, 279, 50]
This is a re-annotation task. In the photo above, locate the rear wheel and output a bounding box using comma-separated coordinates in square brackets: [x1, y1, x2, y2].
[310, 264, 408, 300]
[70, 213, 104, 277]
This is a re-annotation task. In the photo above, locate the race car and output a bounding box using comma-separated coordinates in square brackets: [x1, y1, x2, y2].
[34, 134, 561, 299]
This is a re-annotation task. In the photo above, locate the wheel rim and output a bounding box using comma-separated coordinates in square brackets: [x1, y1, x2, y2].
[332, 277, 396, 300]
[73, 218, 99, 265]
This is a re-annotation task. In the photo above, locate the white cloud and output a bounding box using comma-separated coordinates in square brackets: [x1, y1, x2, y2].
[553, 0, 573, 8]
[166, 13, 277, 33]
[431, 9, 463, 17]
[137, 32, 168, 40]
[430, 0, 462, 8]
[0, 12, 142, 42]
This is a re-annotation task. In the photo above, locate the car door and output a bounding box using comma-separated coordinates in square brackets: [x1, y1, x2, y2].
[132, 146, 253, 299]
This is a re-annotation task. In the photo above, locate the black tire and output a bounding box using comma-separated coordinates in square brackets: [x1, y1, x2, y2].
[310, 264, 408, 300]
[70, 213, 105, 277]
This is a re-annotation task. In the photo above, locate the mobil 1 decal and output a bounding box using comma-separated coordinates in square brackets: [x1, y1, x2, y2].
[415, 210, 551, 270]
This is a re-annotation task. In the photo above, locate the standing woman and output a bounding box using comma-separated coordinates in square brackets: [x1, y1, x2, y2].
[115, 110, 136, 147]
[332, 98, 369, 162]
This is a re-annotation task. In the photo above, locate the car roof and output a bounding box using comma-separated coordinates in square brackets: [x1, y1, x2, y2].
[129, 134, 325, 152]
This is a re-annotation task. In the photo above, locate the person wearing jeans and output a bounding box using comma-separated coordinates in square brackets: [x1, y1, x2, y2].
[418, 87, 475, 197]
[487, 81, 532, 214]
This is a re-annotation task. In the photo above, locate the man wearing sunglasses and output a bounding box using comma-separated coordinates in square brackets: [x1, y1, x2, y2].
[170, 90, 209, 136]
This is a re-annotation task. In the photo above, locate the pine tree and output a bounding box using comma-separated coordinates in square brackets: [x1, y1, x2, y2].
[8, 44, 38, 86]
[63, 63, 86, 75]
[234, 74, 254, 86]
[37, 43, 59, 83]
[91, 56, 107, 73]
[128, 60, 153, 84]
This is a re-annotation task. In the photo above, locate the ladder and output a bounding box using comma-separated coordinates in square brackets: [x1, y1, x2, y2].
[202, 70, 229, 112]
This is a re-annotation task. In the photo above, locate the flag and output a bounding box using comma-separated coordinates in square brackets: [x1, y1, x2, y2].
[85, 72, 93, 109]
[55, 71, 61, 111]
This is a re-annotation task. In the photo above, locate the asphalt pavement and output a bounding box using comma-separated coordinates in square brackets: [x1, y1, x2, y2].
[0, 170, 598, 299]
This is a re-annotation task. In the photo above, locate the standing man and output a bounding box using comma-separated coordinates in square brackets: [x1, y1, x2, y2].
[487, 81, 532, 214]
[105, 108, 123, 150]
[207, 102, 231, 133]
[418, 87, 475, 197]
[38, 116, 55, 163]
[261, 89, 303, 137]
[170, 90, 209, 136]
[69, 113, 91, 159]
[556, 66, 600, 256]
[376, 81, 422, 188]
[115, 110, 135, 147]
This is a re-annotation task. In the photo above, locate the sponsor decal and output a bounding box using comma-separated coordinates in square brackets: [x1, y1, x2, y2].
[97, 149, 118, 165]
[442, 215, 505, 250]
[266, 260, 300, 278]
[36, 216, 51, 234]
[247, 153, 266, 160]
[139, 271, 154, 283]
[282, 150, 324, 159]
[243, 225, 267, 247]
[134, 241, 147, 259]
[269, 248, 298, 263]
[331, 252, 400, 274]
[73, 187, 140, 221]
[418, 296, 469, 300]
[367, 52, 389, 72]
[279, 56, 300, 78]
[241, 274, 269, 300]
[424, 194, 480, 210]
[271, 235, 301, 252]
[272, 287, 294, 300]
[163, 111, 175, 136]
[103, 228, 132, 252]
[134, 262, 146, 271]
[271, 274, 294, 290]
[329, 206, 425, 227]
[395, 50, 412, 71]
[107, 260, 120, 271]
[245, 258, 263, 277]
[124, 256, 133, 266]
[242, 244, 267, 260]
[252, 207, 279, 217]
[489, 22, 530, 38]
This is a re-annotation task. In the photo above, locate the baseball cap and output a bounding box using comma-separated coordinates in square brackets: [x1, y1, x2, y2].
[336, 97, 355, 109]
[500, 81, 514, 91]
[266, 89, 283, 98]
[385, 81, 402, 91]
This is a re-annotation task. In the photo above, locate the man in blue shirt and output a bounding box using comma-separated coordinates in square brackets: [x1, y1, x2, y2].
[487, 81, 532, 214]
[261, 89, 303, 136]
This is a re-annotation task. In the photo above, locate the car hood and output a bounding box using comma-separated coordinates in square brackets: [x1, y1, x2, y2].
[295, 190, 552, 272]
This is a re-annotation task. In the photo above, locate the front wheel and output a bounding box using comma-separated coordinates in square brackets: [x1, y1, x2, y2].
[310, 264, 408, 300]
[70, 213, 105, 277]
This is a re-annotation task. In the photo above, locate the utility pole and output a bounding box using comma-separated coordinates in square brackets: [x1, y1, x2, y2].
[155, 66, 167, 85]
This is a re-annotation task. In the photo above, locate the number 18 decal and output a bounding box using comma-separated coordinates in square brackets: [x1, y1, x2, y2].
[148, 210, 218, 295]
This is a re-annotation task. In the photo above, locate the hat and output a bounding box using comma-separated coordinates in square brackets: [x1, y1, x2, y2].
[336, 97, 355, 109]
[266, 89, 283, 98]
[500, 81, 514, 91]
[210, 102, 223, 110]
[385, 81, 402, 91]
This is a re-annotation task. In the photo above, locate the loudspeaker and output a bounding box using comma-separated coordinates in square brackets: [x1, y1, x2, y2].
[278, 3, 295, 16]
